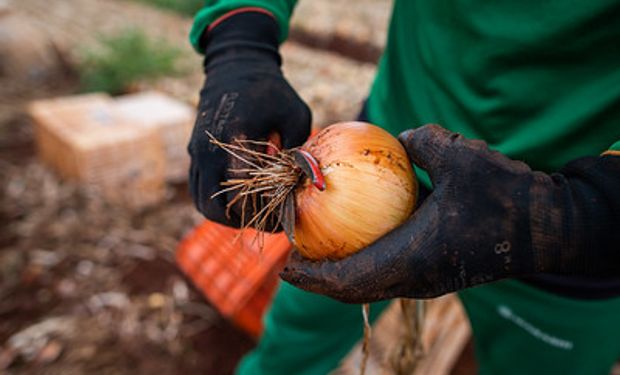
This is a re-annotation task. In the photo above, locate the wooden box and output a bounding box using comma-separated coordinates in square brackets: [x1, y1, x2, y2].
[29, 94, 166, 208]
[336, 295, 471, 375]
[115, 91, 195, 182]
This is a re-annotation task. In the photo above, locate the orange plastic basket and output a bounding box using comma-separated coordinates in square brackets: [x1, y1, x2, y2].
[176, 220, 291, 338]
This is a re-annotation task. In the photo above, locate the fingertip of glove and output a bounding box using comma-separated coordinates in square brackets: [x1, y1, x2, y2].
[398, 124, 441, 150]
[279, 268, 293, 282]
[280, 254, 321, 286]
[279, 267, 308, 288]
[397, 129, 415, 144]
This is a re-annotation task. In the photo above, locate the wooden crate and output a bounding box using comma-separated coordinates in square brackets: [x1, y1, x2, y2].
[115, 91, 195, 182]
[335, 295, 471, 375]
[29, 94, 166, 208]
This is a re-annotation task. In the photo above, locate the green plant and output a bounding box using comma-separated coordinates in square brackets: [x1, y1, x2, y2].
[79, 29, 183, 95]
[133, 0, 204, 16]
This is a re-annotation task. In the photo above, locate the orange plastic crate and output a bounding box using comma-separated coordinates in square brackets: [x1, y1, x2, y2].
[176, 220, 291, 338]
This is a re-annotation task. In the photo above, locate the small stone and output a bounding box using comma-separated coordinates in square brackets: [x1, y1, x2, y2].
[172, 278, 189, 303]
[76, 260, 94, 277]
[56, 278, 77, 298]
[88, 292, 129, 310]
[30, 249, 62, 268]
[148, 293, 166, 309]
[35, 340, 63, 364]
[125, 244, 155, 260]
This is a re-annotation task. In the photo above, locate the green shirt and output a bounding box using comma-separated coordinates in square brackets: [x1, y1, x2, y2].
[191, 0, 620, 183]
[367, 1, 620, 174]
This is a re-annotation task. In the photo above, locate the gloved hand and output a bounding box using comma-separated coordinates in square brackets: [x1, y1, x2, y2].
[280, 124, 620, 303]
[188, 11, 311, 228]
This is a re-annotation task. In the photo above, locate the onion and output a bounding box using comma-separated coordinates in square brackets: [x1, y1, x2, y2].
[208, 121, 417, 260]
[292, 122, 417, 260]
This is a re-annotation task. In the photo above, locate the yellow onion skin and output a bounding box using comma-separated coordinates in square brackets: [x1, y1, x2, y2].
[293, 122, 417, 260]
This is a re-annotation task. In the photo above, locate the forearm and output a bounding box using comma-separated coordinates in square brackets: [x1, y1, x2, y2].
[190, 0, 299, 52]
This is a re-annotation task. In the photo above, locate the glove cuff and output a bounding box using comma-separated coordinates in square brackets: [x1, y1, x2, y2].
[203, 11, 281, 71]
[531, 155, 620, 275]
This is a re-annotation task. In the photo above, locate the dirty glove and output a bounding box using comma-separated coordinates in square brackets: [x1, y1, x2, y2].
[188, 11, 311, 228]
[281, 124, 620, 302]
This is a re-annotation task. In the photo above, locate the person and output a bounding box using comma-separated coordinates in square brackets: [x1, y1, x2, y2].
[187, 1, 620, 374]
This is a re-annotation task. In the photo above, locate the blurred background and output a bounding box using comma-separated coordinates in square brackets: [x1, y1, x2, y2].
[0, 0, 479, 373]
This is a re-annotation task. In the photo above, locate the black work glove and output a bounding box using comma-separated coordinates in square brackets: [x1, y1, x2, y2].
[188, 12, 311, 228]
[280, 124, 620, 303]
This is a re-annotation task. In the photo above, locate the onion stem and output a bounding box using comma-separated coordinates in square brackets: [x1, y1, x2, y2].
[391, 299, 425, 374]
[361, 303, 371, 375]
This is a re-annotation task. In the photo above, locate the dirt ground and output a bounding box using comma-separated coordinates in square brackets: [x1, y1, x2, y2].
[0, 109, 256, 374]
[0, 2, 254, 372]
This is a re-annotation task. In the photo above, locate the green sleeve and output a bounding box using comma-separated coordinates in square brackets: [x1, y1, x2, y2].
[603, 140, 620, 156]
[608, 140, 620, 153]
[189, 0, 298, 53]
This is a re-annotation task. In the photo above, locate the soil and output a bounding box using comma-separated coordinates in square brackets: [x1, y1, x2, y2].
[0, 17, 254, 368]
[0, 109, 255, 374]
